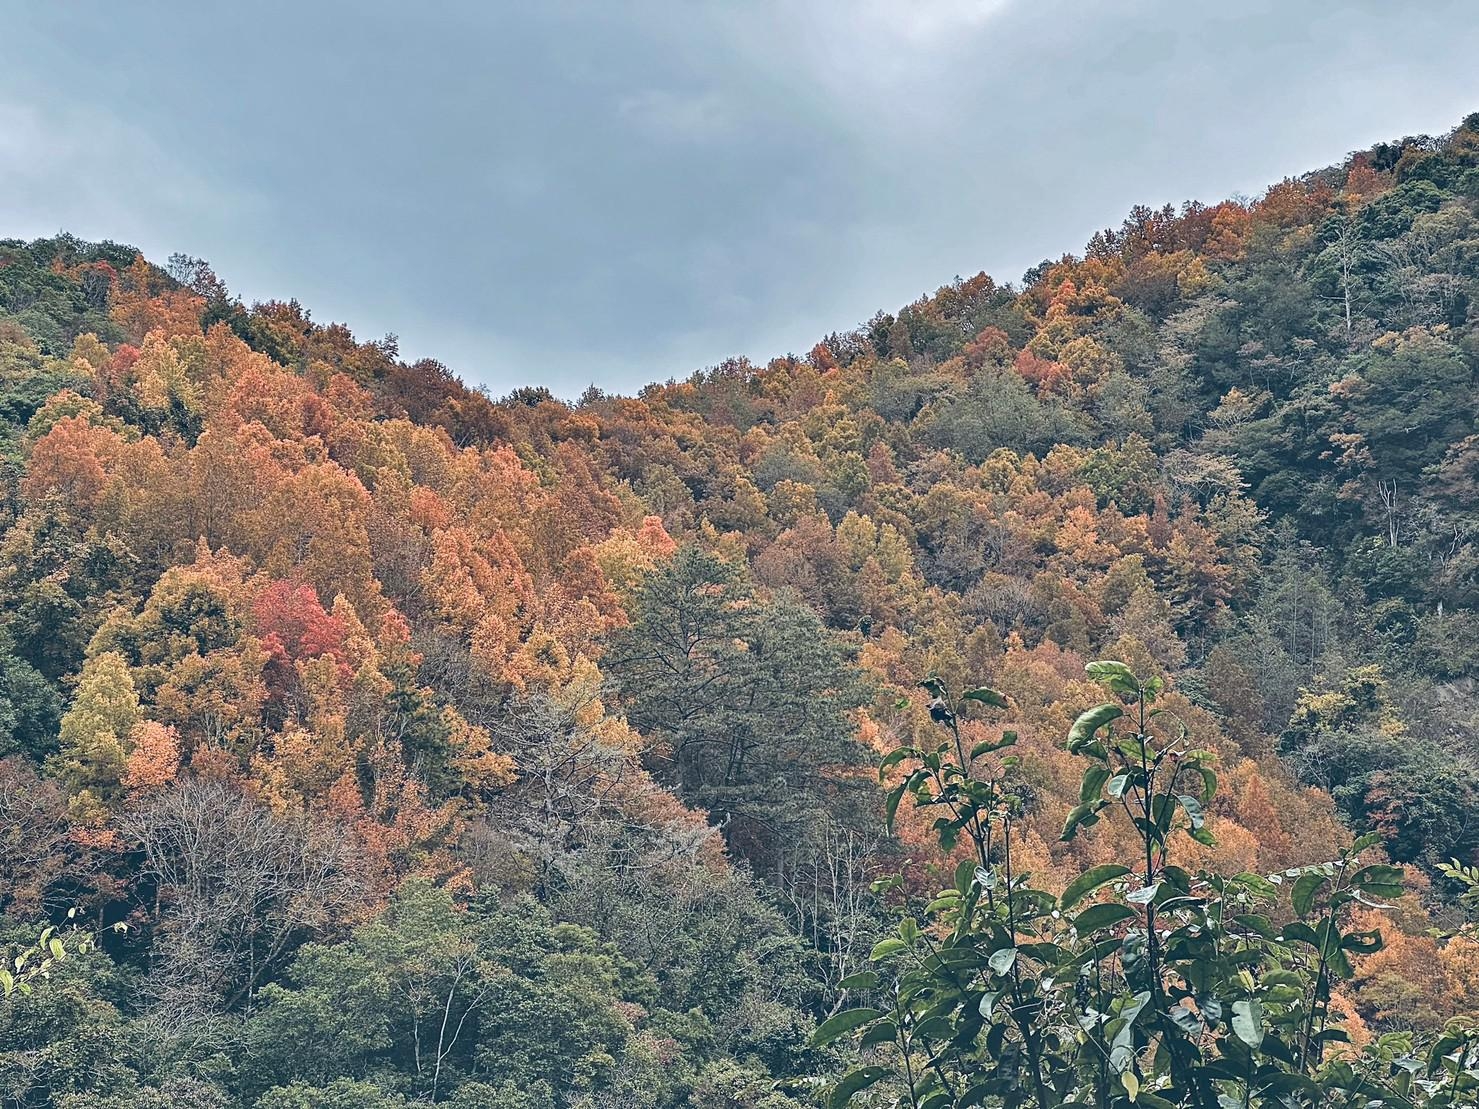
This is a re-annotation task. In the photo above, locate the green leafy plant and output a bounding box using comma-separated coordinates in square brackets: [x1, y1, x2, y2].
[820, 662, 1479, 1108]
[1438, 859, 1479, 926]
[0, 909, 121, 997]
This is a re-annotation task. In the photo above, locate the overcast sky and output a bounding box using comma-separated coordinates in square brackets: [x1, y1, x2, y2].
[4, 1, 1479, 395]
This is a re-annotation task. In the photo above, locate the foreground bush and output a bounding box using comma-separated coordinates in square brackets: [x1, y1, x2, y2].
[820, 662, 1479, 1108]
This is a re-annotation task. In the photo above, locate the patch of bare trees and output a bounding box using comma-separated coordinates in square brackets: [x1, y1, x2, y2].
[122, 778, 371, 1022]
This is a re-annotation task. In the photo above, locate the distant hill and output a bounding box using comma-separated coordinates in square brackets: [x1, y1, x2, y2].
[2, 113, 1478, 1106]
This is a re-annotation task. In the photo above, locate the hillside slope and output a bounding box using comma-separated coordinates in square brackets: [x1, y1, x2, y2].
[2, 115, 1479, 1105]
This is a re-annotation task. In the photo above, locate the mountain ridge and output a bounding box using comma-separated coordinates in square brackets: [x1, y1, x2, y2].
[1, 111, 1478, 1106]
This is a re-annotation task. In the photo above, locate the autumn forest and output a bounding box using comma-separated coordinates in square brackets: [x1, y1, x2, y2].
[4, 115, 1479, 1108]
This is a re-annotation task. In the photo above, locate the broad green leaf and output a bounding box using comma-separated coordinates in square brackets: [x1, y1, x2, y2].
[955, 857, 975, 894]
[919, 677, 947, 699]
[1119, 989, 1152, 1028]
[1340, 929, 1383, 954]
[1086, 661, 1139, 695]
[1257, 1074, 1321, 1100]
[988, 946, 1017, 975]
[1233, 914, 1277, 939]
[884, 779, 910, 832]
[962, 686, 1007, 708]
[1350, 863, 1405, 899]
[914, 1015, 955, 1041]
[870, 937, 907, 961]
[1126, 883, 1159, 905]
[1121, 1071, 1140, 1100]
[1177, 793, 1205, 830]
[858, 1020, 896, 1049]
[812, 1007, 886, 1048]
[1195, 766, 1217, 804]
[1060, 800, 1104, 841]
[1073, 903, 1137, 934]
[1080, 765, 1112, 804]
[1282, 922, 1320, 948]
[829, 1066, 890, 1109]
[1232, 999, 1264, 1048]
[1168, 1001, 1201, 1033]
[1067, 703, 1122, 754]
[971, 732, 1017, 758]
[1292, 871, 1328, 917]
[1060, 863, 1131, 912]
[1327, 943, 1355, 980]
[878, 747, 916, 779]
[1230, 871, 1278, 900]
[1152, 792, 1176, 834]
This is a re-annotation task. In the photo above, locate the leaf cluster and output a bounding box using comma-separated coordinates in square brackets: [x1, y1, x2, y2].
[824, 663, 1479, 1108]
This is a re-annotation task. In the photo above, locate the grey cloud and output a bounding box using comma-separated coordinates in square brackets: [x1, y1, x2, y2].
[1, 0, 1477, 396]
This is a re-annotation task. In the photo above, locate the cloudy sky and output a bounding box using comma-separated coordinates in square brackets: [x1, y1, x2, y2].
[4, 1, 1479, 395]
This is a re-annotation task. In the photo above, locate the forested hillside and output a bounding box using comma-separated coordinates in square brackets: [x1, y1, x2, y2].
[2, 115, 1479, 1107]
